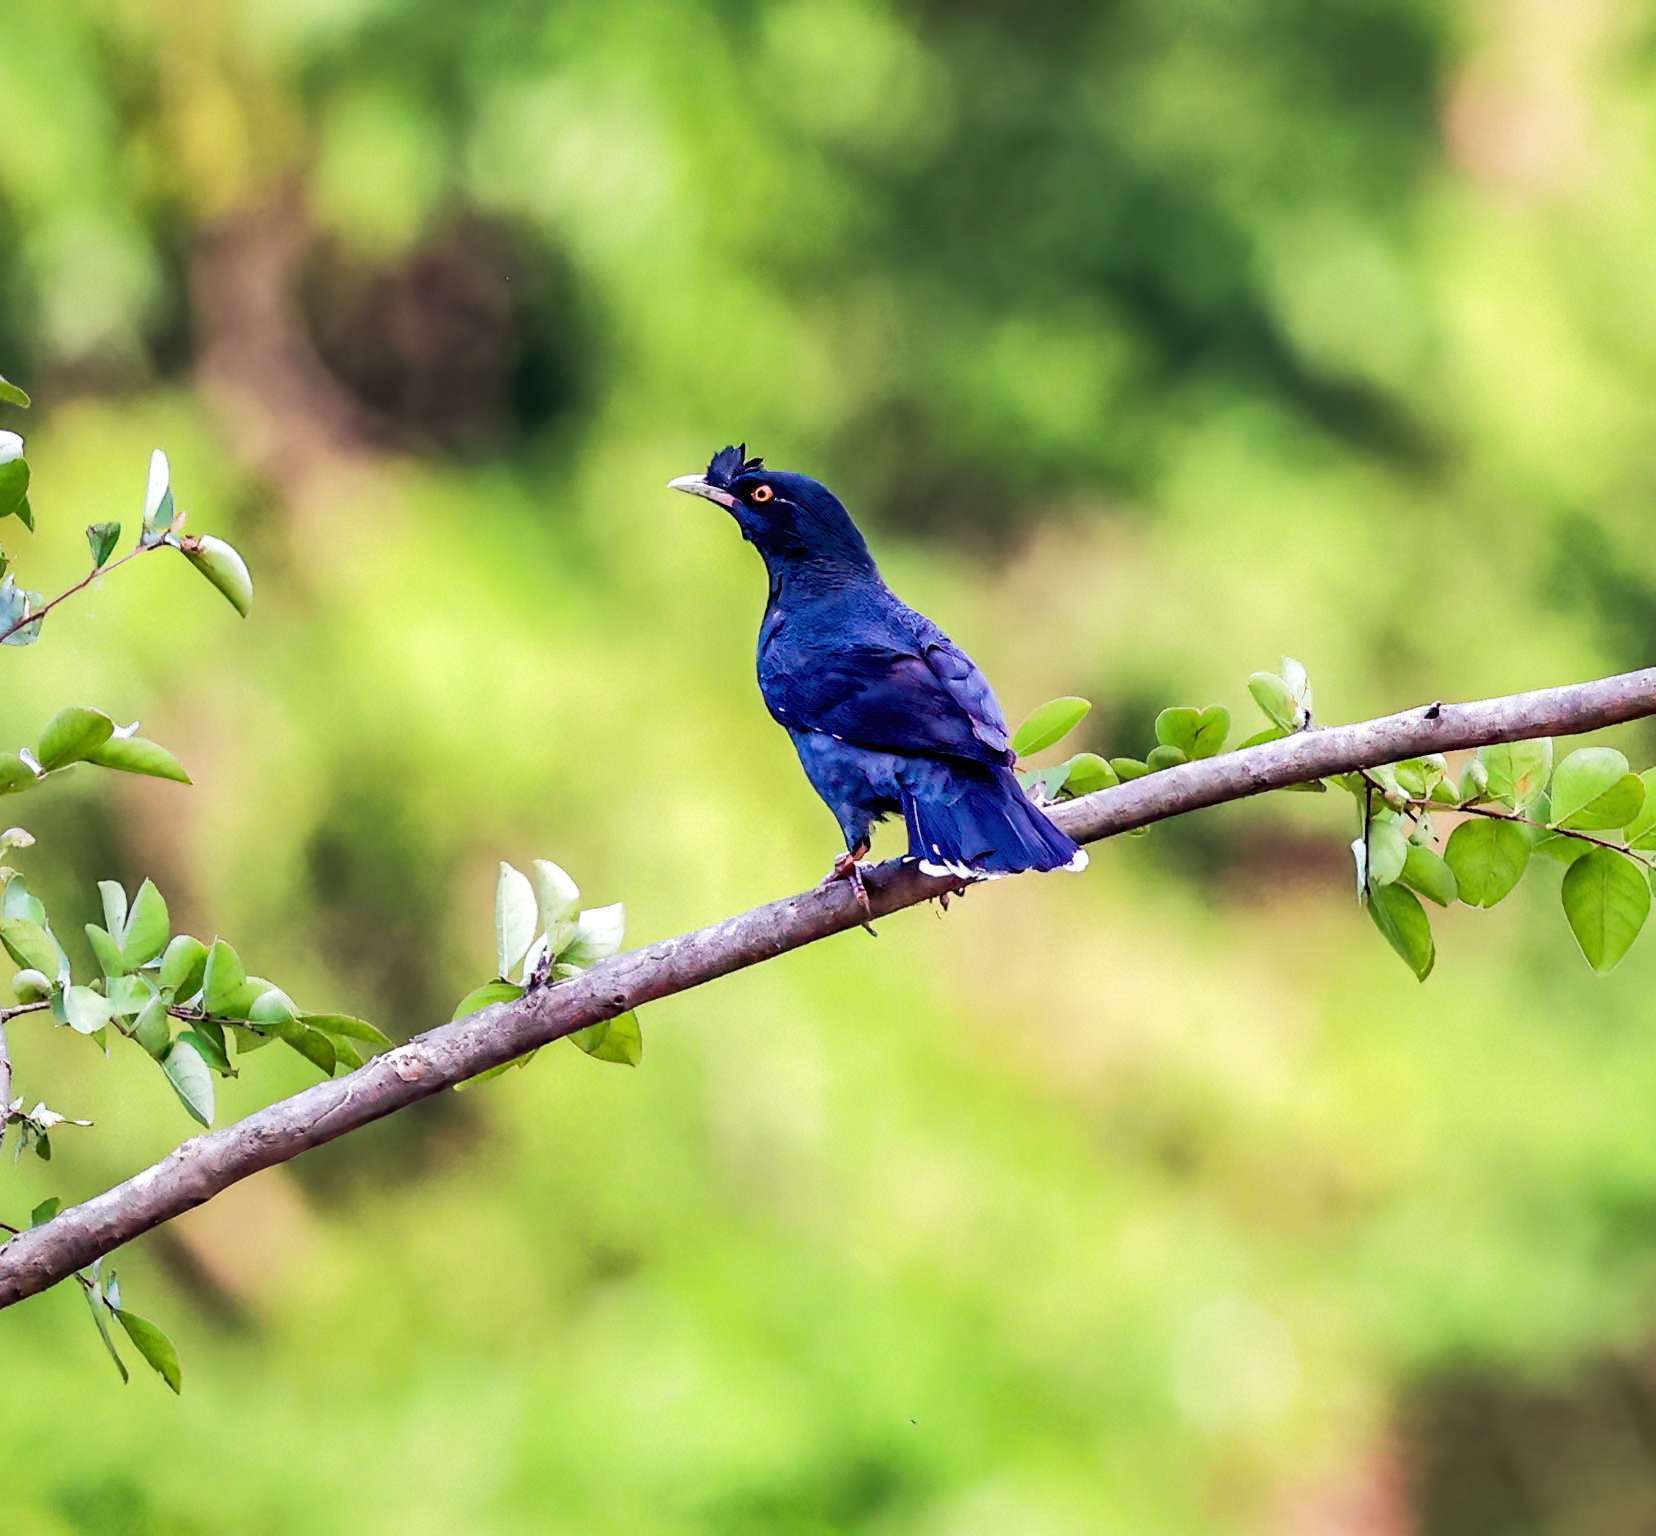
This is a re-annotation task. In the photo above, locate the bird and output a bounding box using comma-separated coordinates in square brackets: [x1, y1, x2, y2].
[668, 445, 1087, 914]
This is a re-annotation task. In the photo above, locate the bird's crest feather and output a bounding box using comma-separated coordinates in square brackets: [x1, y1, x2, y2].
[706, 443, 764, 489]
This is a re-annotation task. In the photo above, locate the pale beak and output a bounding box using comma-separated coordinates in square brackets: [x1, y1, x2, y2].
[667, 474, 738, 510]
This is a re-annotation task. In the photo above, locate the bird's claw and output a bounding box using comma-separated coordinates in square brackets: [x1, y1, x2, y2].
[823, 850, 877, 935]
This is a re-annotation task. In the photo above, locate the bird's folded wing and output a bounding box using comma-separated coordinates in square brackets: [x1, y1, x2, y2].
[785, 641, 1013, 765]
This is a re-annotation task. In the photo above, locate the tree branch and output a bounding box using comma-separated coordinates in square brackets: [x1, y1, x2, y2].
[2, 665, 1653, 1309]
[0, 542, 157, 648]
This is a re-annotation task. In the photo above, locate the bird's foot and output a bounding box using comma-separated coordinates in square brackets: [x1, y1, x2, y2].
[822, 847, 877, 935]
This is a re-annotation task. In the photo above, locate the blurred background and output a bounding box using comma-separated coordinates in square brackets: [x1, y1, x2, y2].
[5, 0, 1656, 1530]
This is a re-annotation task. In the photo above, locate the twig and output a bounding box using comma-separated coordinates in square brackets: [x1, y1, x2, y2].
[1, 665, 1654, 1309]
[0, 543, 159, 648]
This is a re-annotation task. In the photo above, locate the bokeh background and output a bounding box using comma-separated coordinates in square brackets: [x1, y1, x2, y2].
[5, 0, 1656, 1530]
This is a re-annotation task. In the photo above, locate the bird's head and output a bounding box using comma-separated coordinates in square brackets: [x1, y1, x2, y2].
[669, 446, 873, 574]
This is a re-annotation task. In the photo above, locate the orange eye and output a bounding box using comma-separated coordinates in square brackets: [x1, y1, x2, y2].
[750, 484, 774, 503]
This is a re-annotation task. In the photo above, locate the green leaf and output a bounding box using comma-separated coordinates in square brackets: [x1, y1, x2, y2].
[1560, 773, 1644, 832]
[495, 861, 537, 979]
[162, 1037, 215, 1127]
[1021, 762, 1071, 802]
[300, 1012, 392, 1049]
[456, 1057, 528, 1090]
[178, 1027, 231, 1074]
[1247, 672, 1299, 731]
[0, 575, 41, 645]
[133, 994, 171, 1059]
[1109, 757, 1150, 782]
[119, 878, 170, 968]
[1479, 739, 1553, 812]
[1366, 820, 1409, 887]
[0, 753, 39, 794]
[37, 707, 115, 771]
[1145, 744, 1187, 773]
[1550, 747, 1632, 828]
[1624, 769, 1656, 849]
[158, 934, 208, 997]
[114, 1309, 182, 1394]
[1562, 848, 1651, 973]
[0, 455, 29, 522]
[283, 1025, 336, 1076]
[1367, 882, 1434, 980]
[1429, 778, 1464, 807]
[247, 986, 298, 1029]
[561, 903, 626, 966]
[569, 1010, 644, 1066]
[30, 1197, 59, 1226]
[530, 860, 581, 933]
[98, 879, 128, 937]
[85, 923, 128, 979]
[1237, 725, 1289, 750]
[1155, 705, 1229, 760]
[104, 973, 155, 1017]
[0, 374, 30, 409]
[10, 968, 51, 1002]
[3, 874, 45, 923]
[142, 449, 175, 538]
[327, 1033, 367, 1071]
[231, 1024, 274, 1055]
[1058, 752, 1118, 797]
[86, 522, 120, 569]
[0, 917, 59, 976]
[201, 940, 246, 1013]
[1444, 818, 1532, 908]
[1011, 697, 1091, 757]
[452, 980, 524, 1020]
[82, 735, 191, 784]
[64, 985, 114, 1035]
[1532, 832, 1593, 867]
[82, 1283, 129, 1384]
[182, 535, 253, 617]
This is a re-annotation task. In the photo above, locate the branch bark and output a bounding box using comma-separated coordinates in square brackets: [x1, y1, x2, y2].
[2, 665, 1653, 1309]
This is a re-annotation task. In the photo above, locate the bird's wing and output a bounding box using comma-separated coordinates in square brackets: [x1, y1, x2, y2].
[782, 635, 1014, 765]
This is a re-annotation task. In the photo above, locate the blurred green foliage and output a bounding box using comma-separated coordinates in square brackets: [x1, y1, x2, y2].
[7, 0, 1656, 1530]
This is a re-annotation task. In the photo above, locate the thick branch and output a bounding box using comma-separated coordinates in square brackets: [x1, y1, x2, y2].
[2, 665, 1653, 1309]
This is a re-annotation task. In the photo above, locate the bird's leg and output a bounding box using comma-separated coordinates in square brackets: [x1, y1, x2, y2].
[822, 841, 876, 933]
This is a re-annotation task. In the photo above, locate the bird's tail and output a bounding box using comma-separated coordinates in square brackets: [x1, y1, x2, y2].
[902, 764, 1088, 879]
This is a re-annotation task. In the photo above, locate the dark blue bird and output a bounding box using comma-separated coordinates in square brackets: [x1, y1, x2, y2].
[669, 446, 1086, 911]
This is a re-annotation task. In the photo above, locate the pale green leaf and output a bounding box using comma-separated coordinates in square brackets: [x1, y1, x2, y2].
[162, 1037, 215, 1127]
[495, 861, 537, 979]
[182, 535, 253, 617]
[1479, 739, 1552, 811]
[64, 984, 114, 1035]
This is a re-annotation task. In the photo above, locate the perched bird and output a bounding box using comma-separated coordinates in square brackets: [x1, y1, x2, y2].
[669, 446, 1086, 911]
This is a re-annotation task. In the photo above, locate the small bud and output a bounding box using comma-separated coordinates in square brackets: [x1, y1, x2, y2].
[11, 968, 51, 1002]
[0, 431, 23, 466]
